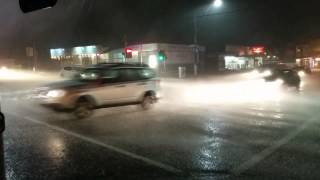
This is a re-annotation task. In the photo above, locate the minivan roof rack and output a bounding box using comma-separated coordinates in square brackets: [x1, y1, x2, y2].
[95, 63, 149, 68]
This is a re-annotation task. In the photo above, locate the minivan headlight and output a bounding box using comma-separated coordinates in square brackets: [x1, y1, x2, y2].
[263, 70, 272, 76]
[275, 79, 284, 85]
[47, 90, 66, 98]
[298, 70, 305, 77]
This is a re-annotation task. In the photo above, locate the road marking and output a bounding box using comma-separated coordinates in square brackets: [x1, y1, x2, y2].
[159, 101, 307, 122]
[0, 89, 33, 96]
[7, 113, 182, 174]
[7, 99, 315, 176]
[231, 113, 317, 175]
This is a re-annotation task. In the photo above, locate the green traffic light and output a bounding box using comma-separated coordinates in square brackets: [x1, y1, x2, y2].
[158, 50, 166, 61]
[159, 55, 164, 61]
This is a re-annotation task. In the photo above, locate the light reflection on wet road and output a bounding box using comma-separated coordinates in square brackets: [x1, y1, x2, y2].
[1, 72, 320, 179]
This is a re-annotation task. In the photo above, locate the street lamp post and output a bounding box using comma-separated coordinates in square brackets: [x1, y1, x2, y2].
[193, 15, 199, 76]
[193, 0, 223, 76]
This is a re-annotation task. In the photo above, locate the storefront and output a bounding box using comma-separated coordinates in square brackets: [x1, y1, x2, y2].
[296, 57, 318, 69]
[295, 39, 320, 70]
[218, 45, 273, 71]
[50, 45, 106, 66]
[220, 55, 255, 71]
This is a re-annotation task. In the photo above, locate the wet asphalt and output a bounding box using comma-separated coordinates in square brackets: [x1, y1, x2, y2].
[1, 72, 320, 179]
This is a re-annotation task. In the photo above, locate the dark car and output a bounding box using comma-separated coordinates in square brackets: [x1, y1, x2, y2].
[60, 66, 84, 78]
[256, 64, 275, 73]
[264, 69, 301, 89]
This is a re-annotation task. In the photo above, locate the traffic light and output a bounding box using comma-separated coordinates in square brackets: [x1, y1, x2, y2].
[158, 50, 166, 62]
[124, 48, 133, 58]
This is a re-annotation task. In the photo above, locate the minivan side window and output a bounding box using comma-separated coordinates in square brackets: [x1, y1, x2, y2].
[118, 68, 141, 82]
[101, 69, 119, 83]
[64, 67, 72, 71]
[138, 69, 156, 79]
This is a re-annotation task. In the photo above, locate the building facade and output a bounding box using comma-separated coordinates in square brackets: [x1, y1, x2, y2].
[50, 45, 108, 67]
[105, 43, 206, 76]
[49, 43, 205, 76]
[296, 39, 320, 70]
[218, 45, 278, 71]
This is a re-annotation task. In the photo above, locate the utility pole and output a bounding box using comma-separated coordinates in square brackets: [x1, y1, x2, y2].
[192, 0, 224, 76]
[32, 40, 37, 72]
[123, 34, 128, 63]
[140, 42, 143, 64]
[193, 14, 199, 76]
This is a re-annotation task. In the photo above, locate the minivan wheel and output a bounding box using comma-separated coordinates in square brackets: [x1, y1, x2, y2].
[73, 99, 94, 119]
[141, 95, 155, 110]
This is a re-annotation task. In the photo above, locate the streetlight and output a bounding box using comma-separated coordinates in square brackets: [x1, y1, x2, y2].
[213, 0, 223, 8]
[193, 0, 223, 76]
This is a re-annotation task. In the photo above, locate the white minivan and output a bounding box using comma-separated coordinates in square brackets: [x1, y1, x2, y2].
[36, 64, 161, 119]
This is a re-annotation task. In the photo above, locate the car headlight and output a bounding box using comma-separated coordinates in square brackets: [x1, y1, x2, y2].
[298, 71, 305, 77]
[275, 79, 284, 85]
[1, 66, 7, 71]
[47, 90, 66, 98]
[250, 70, 259, 76]
[155, 92, 162, 99]
[263, 70, 272, 76]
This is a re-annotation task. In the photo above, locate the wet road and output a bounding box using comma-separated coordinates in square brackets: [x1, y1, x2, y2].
[1, 72, 320, 179]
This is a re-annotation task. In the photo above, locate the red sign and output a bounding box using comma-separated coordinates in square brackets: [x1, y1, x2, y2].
[124, 48, 133, 58]
[252, 46, 265, 54]
[125, 48, 133, 53]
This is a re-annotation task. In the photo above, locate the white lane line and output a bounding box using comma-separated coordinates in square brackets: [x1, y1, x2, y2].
[231, 113, 317, 175]
[8, 113, 182, 174]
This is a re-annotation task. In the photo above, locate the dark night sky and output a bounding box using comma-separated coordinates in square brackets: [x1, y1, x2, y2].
[1, 0, 320, 52]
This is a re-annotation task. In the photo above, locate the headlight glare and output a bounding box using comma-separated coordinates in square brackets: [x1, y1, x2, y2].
[263, 70, 272, 76]
[47, 90, 66, 98]
[275, 79, 284, 85]
[298, 71, 305, 77]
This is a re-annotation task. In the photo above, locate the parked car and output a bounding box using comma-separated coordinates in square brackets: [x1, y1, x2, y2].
[60, 66, 84, 78]
[36, 64, 161, 119]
